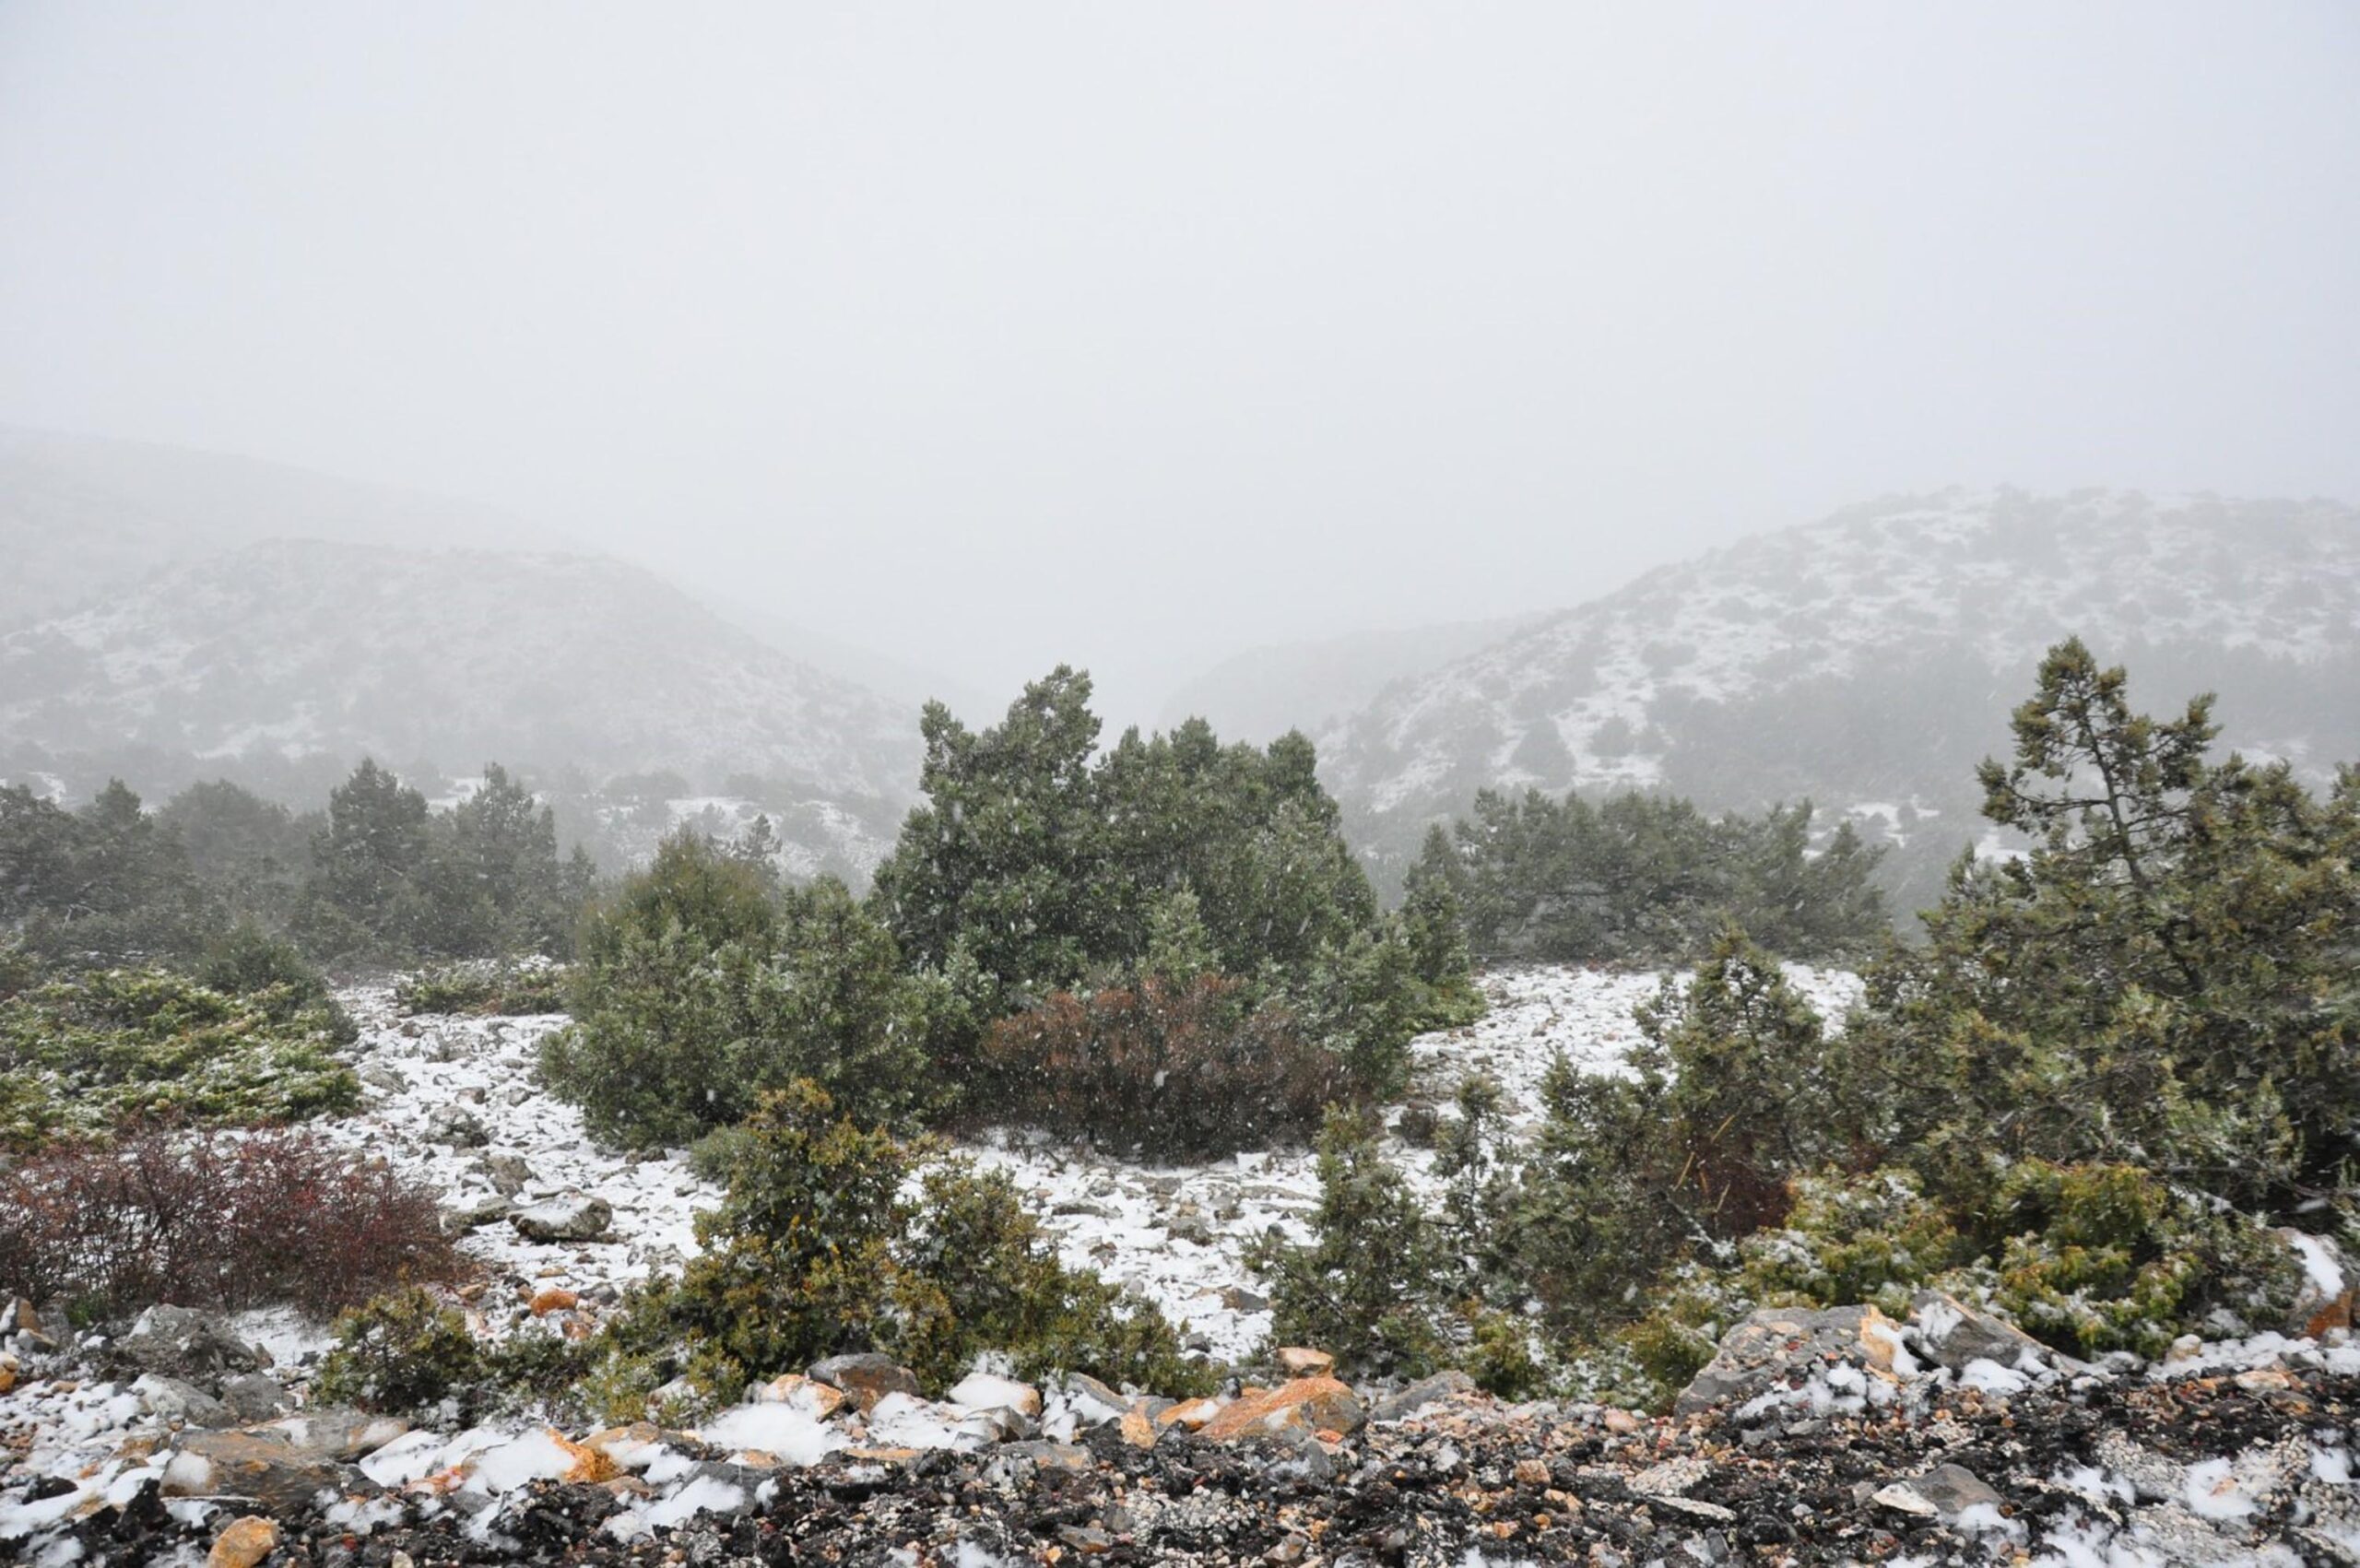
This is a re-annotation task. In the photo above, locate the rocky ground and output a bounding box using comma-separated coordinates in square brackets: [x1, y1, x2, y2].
[7, 963, 2357, 1567]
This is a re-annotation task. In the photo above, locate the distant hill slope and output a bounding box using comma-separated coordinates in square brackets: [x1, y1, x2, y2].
[0, 538, 924, 871]
[1319, 489, 2360, 909]
[0, 424, 568, 633]
[1156, 616, 1540, 746]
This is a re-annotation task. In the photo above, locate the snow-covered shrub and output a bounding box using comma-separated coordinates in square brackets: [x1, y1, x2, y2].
[978, 974, 1342, 1157]
[395, 959, 568, 1017]
[0, 1129, 462, 1321]
[0, 965, 359, 1151]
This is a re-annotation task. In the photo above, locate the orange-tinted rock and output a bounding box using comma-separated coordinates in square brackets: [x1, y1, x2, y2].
[1276, 1347, 1334, 1378]
[206, 1515, 278, 1568]
[528, 1289, 579, 1317]
[1201, 1378, 1364, 1442]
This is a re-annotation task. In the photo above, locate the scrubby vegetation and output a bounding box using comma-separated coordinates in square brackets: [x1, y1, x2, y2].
[0, 1128, 462, 1322]
[596, 1080, 1216, 1408]
[0, 760, 596, 969]
[395, 960, 570, 1017]
[0, 961, 360, 1151]
[546, 668, 1481, 1155]
[541, 837, 944, 1146]
[1423, 789, 1889, 964]
[1259, 640, 2357, 1407]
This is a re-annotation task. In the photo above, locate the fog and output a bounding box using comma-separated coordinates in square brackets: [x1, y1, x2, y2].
[2, 3, 2355, 727]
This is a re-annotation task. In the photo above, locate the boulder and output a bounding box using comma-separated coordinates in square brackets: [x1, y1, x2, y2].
[167, 1422, 393, 1515]
[206, 1515, 278, 1568]
[1201, 1377, 1364, 1442]
[808, 1352, 921, 1408]
[1672, 1304, 1908, 1417]
[111, 1306, 267, 1387]
[1275, 1347, 1334, 1377]
[511, 1194, 613, 1243]
[1063, 1373, 1130, 1425]
[1907, 1291, 2047, 1372]
[135, 1374, 234, 1429]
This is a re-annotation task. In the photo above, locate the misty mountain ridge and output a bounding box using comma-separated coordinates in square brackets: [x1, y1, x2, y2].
[0, 537, 924, 870]
[1319, 487, 2360, 903]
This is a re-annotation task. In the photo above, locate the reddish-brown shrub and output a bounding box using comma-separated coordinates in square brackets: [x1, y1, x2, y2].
[0, 1128, 466, 1321]
[979, 974, 1346, 1156]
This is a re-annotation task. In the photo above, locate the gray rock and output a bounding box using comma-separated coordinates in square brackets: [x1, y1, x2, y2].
[1673, 1304, 1908, 1417]
[1907, 1291, 2047, 1372]
[219, 1373, 289, 1423]
[1219, 1286, 1269, 1312]
[111, 1305, 267, 1386]
[511, 1194, 613, 1243]
[135, 1373, 234, 1429]
[1908, 1462, 2004, 1516]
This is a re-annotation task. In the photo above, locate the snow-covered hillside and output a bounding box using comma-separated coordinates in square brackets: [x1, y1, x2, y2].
[0, 539, 923, 867]
[1319, 489, 2360, 897]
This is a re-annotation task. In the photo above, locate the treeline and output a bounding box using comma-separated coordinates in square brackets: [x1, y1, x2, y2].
[0, 760, 594, 968]
[543, 667, 1481, 1158]
[1257, 639, 2360, 1404]
[1415, 789, 1889, 966]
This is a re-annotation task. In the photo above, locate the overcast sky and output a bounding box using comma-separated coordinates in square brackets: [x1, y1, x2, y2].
[3, 3, 2356, 726]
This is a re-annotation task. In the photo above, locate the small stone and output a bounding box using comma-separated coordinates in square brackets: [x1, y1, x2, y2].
[206, 1515, 277, 1568]
[1220, 1286, 1270, 1312]
[808, 1351, 921, 1408]
[1603, 1409, 1643, 1434]
[1275, 1347, 1334, 1377]
[529, 1288, 580, 1316]
[1514, 1458, 1551, 1488]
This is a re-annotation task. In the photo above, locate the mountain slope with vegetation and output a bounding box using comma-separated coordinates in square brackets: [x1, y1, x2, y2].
[0, 538, 923, 864]
[1319, 489, 2360, 905]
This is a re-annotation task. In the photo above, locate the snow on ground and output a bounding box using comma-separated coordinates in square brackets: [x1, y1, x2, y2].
[316, 986, 721, 1301]
[963, 963, 1861, 1362]
[0, 961, 1868, 1549]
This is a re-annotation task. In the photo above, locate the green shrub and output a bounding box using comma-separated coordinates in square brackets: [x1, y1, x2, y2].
[315, 1289, 487, 1416]
[0, 967, 360, 1151]
[396, 961, 570, 1017]
[543, 838, 936, 1148]
[613, 1079, 1211, 1400]
[1251, 1107, 1457, 1381]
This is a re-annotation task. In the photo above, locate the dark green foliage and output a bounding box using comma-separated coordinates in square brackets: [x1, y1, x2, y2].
[1842, 638, 2360, 1212]
[616, 1080, 1210, 1402]
[1250, 1107, 1457, 1381]
[0, 781, 212, 961]
[0, 967, 360, 1151]
[1441, 641, 2348, 1406]
[542, 833, 937, 1148]
[157, 781, 316, 928]
[1438, 786, 1887, 965]
[301, 761, 594, 962]
[314, 1289, 487, 1416]
[870, 669, 1477, 1121]
[891, 1161, 1216, 1396]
